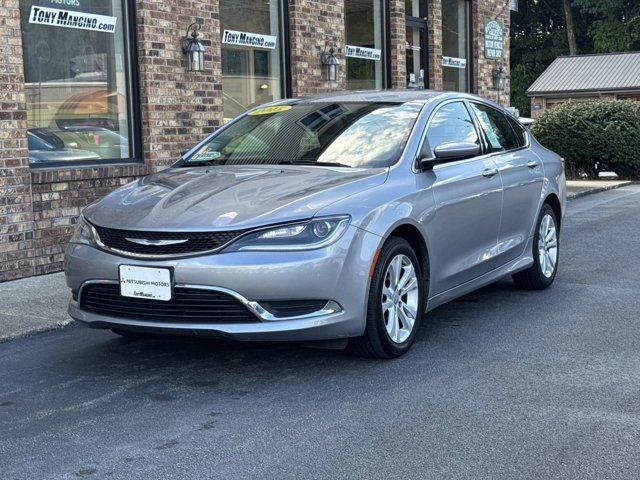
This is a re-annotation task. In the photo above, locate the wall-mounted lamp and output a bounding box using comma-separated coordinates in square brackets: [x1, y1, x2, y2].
[181, 23, 206, 72]
[321, 46, 340, 82]
[492, 65, 507, 92]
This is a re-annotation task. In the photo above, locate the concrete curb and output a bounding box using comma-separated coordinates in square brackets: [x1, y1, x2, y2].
[567, 181, 633, 200]
[0, 321, 75, 345]
[0, 272, 72, 344]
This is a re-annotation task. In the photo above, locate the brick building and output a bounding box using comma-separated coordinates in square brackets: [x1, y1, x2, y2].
[0, 0, 511, 282]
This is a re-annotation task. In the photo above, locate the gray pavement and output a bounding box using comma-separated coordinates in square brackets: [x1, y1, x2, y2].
[1, 185, 640, 479]
[0, 272, 70, 343]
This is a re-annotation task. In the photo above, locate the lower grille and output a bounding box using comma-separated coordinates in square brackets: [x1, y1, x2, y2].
[92, 224, 246, 257]
[80, 284, 258, 324]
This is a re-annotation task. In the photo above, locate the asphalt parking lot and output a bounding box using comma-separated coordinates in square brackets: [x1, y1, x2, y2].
[1, 186, 640, 480]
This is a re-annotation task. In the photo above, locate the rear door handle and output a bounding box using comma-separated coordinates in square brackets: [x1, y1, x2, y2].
[482, 168, 499, 178]
[527, 160, 539, 168]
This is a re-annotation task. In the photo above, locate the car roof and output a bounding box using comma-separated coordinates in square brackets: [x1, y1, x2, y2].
[279, 89, 502, 107]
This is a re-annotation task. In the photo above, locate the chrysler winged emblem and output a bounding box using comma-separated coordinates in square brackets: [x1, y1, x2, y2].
[125, 238, 189, 246]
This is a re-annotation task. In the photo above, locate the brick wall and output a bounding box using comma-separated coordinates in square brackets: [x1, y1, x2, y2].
[388, 0, 407, 89]
[427, 0, 444, 90]
[289, 0, 346, 95]
[136, 0, 223, 171]
[0, 0, 34, 282]
[29, 165, 147, 275]
[471, 0, 511, 105]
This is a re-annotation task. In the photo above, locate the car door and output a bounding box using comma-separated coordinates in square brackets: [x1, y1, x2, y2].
[422, 101, 503, 295]
[468, 102, 544, 266]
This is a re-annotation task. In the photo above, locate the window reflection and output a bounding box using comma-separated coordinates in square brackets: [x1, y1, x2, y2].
[220, 0, 283, 122]
[20, 1, 134, 165]
[185, 102, 422, 168]
[426, 102, 478, 152]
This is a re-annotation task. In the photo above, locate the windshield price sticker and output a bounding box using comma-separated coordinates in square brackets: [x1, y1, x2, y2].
[345, 45, 382, 61]
[248, 105, 292, 116]
[222, 30, 277, 49]
[29, 5, 117, 33]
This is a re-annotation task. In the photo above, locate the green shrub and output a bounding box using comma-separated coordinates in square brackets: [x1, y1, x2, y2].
[531, 100, 640, 179]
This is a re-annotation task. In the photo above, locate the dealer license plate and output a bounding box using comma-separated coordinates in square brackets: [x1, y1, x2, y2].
[119, 265, 172, 301]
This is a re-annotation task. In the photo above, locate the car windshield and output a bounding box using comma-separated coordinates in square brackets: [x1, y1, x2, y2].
[183, 102, 423, 168]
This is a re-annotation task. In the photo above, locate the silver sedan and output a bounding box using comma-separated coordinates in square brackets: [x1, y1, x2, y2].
[65, 91, 566, 358]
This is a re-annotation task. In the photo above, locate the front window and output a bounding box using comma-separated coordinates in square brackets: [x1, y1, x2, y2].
[345, 0, 386, 90]
[184, 102, 422, 168]
[442, 0, 471, 92]
[220, 0, 284, 122]
[426, 102, 479, 153]
[20, 0, 138, 166]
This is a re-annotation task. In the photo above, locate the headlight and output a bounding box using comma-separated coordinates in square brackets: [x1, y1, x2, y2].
[224, 216, 350, 252]
[69, 215, 98, 246]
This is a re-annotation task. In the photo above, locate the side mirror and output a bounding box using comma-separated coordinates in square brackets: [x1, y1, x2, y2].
[417, 142, 480, 170]
[434, 142, 480, 160]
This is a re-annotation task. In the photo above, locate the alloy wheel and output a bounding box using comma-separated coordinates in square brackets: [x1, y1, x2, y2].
[381, 254, 419, 344]
[538, 213, 558, 278]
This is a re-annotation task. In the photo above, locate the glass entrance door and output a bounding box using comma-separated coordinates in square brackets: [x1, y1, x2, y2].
[405, 2, 428, 89]
[405, 23, 426, 88]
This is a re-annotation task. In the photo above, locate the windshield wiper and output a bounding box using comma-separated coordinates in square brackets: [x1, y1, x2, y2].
[278, 160, 352, 168]
[181, 159, 220, 167]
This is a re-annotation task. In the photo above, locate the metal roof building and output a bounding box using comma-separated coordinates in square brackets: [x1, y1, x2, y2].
[526, 52, 640, 117]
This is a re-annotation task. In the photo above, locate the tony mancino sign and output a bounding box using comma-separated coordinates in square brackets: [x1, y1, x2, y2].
[28, 6, 117, 33]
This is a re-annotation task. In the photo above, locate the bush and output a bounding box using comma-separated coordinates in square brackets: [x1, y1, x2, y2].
[531, 100, 640, 179]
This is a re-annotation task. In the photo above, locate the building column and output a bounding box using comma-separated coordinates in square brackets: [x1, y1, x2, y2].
[135, 0, 223, 171]
[471, 0, 510, 105]
[427, 0, 444, 90]
[388, 0, 407, 89]
[288, 0, 346, 95]
[0, 0, 35, 282]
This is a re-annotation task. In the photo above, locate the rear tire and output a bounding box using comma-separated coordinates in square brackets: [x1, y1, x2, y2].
[512, 203, 559, 290]
[349, 237, 425, 359]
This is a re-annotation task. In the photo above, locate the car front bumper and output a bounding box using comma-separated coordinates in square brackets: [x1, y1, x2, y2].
[64, 226, 381, 341]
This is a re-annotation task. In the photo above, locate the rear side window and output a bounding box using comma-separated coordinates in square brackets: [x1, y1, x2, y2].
[426, 102, 479, 154]
[469, 103, 521, 152]
[507, 116, 528, 147]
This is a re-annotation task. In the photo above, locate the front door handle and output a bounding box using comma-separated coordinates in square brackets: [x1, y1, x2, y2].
[527, 160, 539, 168]
[482, 168, 499, 178]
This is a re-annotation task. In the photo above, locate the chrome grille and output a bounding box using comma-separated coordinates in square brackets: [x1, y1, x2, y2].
[92, 224, 246, 257]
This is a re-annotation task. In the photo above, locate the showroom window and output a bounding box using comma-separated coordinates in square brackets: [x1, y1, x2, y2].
[220, 0, 285, 122]
[442, 0, 471, 92]
[345, 0, 386, 90]
[20, 1, 139, 167]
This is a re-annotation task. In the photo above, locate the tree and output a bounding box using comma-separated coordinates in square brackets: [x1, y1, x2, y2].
[563, 0, 579, 54]
[573, 0, 640, 51]
[510, 0, 639, 115]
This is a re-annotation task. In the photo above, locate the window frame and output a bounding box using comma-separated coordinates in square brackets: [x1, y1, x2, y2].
[440, 0, 473, 93]
[219, 0, 290, 118]
[344, 0, 389, 90]
[414, 99, 482, 169]
[467, 101, 530, 154]
[23, 0, 143, 170]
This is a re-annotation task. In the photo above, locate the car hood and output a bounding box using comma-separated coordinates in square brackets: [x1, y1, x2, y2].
[83, 165, 388, 231]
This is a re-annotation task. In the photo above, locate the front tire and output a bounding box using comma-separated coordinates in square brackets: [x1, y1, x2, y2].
[512, 203, 559, 290]
[349, 237, 425, 359]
